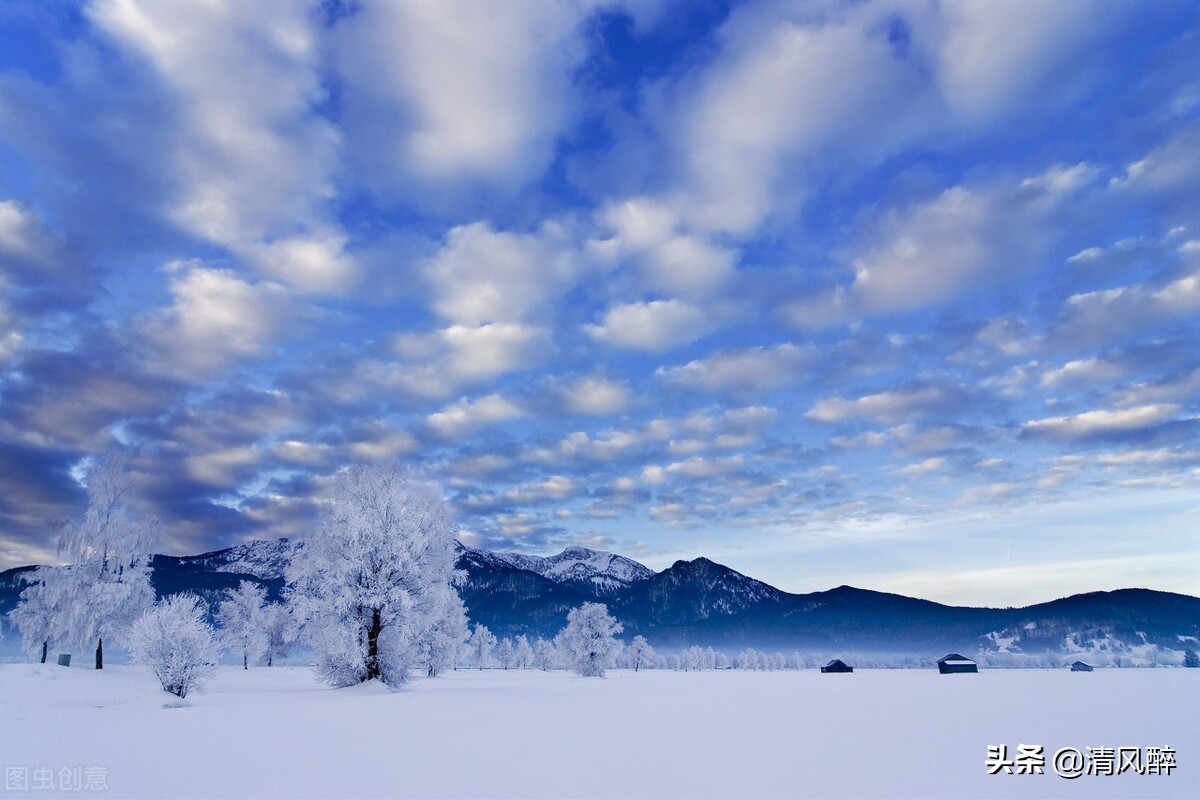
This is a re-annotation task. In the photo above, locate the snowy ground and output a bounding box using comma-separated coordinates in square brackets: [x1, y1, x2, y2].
[1, 664, 1195, 799]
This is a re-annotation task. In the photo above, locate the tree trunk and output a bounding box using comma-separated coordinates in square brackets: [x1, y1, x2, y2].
[268, 653, 273, 667]
[635, 660, 640, 672]
[40, 640, 47, 664]
[243, 652, 248, 670]
[365, 607, 382, 681]
[95, 637, 103, 670]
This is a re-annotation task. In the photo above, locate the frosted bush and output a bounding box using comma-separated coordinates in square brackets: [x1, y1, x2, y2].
[130, 594, 219, 699]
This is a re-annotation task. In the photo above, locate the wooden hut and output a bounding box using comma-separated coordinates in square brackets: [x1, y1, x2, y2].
[936, 653, 978, 674]
[1070, 661, 1093, 672]
[820, 659, 853, 673]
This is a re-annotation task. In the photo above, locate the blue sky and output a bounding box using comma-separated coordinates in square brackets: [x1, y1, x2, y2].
[1, 0, 1199, 606]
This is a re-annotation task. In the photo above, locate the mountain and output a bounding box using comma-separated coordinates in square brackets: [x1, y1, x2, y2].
[475, 544, 654, 597]
[3, 538, 1198, 663]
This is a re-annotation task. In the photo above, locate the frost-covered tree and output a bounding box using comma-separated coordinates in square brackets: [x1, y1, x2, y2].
[7, 569, 66, 663]
[260, 602, 298, 667]
[680, 645, 704, 671]
[469, 623, 497, 670]
[130, 594, 219, 699]
[532, 637, 555, 670]
[216, 581, 268, 669]
[286, 463, 460, 687]
[514, 635, 534, 670]
[626, 635, 655, 672]
[412, 584, 469, 677]
[54, 454, 158, 669]
[496, 637, 515, 670]
[1184, 648, 1200, 668]
[736, 648, 763, 670]
[558, 602, 623, 677]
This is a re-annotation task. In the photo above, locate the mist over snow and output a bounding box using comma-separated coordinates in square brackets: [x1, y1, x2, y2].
[0, 1, 1199, 607]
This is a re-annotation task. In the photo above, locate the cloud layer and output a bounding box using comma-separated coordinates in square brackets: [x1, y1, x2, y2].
[1, 0, 1198, 605]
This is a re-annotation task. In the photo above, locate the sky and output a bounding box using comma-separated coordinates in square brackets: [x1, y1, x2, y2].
[1, 0, 1199, 607]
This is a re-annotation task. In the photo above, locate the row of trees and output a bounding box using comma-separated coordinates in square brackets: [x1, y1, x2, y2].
[6, 457, 642, 695]
[18, 455, 1194, 697]
[466, 605, 645, 677]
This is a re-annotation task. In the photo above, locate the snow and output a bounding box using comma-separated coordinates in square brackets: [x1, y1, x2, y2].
[1, 664, 1195, 799]
[485, 545, 654, 594]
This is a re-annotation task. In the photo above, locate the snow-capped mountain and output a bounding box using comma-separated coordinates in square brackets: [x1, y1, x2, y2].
[476, 544, 654, 597]
[613, 557, 785, 626]
[170, 538, 301, 581]
[4, 538, 1199, 663]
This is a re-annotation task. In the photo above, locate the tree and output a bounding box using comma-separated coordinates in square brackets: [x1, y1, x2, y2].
[7, 568, 67, 663]
[532, 637, 555, 670]
[412, 584, 469, 677]
[496, 637, 515, 670]
[216, 581, 268, 669]
[626, 635, 656, 672]
[1184, 648, 1200, 668]
[469, 623, 496, 670]
[286, 463, 461, 687]
[130, 594, 219, 699]
[514, 635, 534, 670]
[558, 602, 623, 677]
[55, 454, 158, 669]
[260, 602, 298, 667]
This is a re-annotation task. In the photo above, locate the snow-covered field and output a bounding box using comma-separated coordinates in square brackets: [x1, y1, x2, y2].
[1, 663, 1194, 799]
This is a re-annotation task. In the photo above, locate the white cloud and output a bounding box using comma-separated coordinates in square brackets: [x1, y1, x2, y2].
[246, 232, 358, 294]
[584, 299, 712, 352]
[558, 375, 632, 416]
[89, 0, 349, 289]
[672, 3, 928, 235]
[426, 394, 525, 439]
[849, 165, 1098, 313]
[184, 445, 261, 488]
[0, 282, 21, 366]
[1041, 357, 1128, 389]
[806, 386, 955, 425]
[1111, 126, 1200, 196]
[1113, 368, 1200, 408]
[596, 198, 737, 298]
[664, 455, 745, 479]
[1022, 404, 1181, 440]
[391, 322, 552, 397]
[1058, 268, 1200, 344]
[424, 221, 577, 325]
[139, 264, 309, 377]
[0, 200, 55, 268]
[332, 0, 603, 201]
[656, 343, 812, 396]
[933, 0, 1132, 121]
[503, 475, 578, 504]
[898, 457, 947, 476]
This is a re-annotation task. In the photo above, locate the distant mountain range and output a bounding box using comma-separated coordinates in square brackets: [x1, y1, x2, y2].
[3, 538, 1198, 662]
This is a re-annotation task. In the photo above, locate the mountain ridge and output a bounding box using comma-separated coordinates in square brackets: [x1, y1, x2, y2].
[3, 538, 1198, 663]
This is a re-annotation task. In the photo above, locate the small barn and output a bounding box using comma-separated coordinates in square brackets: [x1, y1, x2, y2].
[821, 659, 853, 673]
[936, 653, 978, 674]
[1070, 661, 1093, 672]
